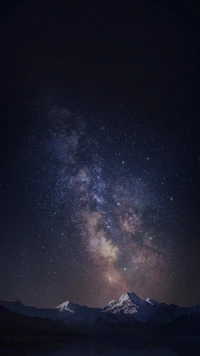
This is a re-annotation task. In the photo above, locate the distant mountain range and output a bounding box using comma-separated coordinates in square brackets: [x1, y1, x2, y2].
[1, 292, 200, 337]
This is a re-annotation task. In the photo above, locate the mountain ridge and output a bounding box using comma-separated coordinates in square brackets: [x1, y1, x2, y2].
[1, 291, 200, 326]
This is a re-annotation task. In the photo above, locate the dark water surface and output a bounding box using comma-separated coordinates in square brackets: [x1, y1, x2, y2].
[1, 338, 200, 355]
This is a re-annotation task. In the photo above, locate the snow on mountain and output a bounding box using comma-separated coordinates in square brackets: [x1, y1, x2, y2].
[56, 301, 76, 313]
[1, 292, 200, 326]
[0, 299, 101, 324]
[102, 292, 200, 324]
[102, 292, 161, 323]
[56, 301, 101, 322]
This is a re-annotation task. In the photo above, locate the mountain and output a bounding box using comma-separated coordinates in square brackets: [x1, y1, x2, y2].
[0, 300, 60, 320]
[0, 300, 101, 324]
[0, 306, 78, 337]
[55, 301, 101, 322]
[167, 312, 200, 337]
[102, 292, 160, 322]
[102, 292, 200, 325]
[1, 291, 200, 330]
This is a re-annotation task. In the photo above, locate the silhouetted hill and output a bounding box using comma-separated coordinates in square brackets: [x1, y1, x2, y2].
[0, 306, 78, 337]
[1, 292, 200, 338]
[167, 313, 200, 337]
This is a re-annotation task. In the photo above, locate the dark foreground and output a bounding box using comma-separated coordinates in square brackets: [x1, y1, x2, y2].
[1, 338, 200, 355]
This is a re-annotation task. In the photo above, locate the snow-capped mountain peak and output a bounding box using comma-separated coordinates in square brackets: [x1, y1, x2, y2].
[103, 292, 149, 322]
[1, 292, 200, 327]
[56, 301, 76, 313]
[102, 292, 166, 323]
[145, 297, 158, 306]
[118, 292, 140, 303]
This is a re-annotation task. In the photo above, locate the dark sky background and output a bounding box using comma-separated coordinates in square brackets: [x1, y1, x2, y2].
[1, 1, 200, 308]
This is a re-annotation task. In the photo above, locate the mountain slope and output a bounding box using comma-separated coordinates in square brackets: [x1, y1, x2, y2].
[102, 292, 200, 325]
[102, 292, 173, 324]
[1, 292, 200, 327]
[167, 313, 200, 337]
[56, 301, 101, 322]
[0, 300, 101, 324]
[0, 306, 78, 336]
[102, 292, 159, 322]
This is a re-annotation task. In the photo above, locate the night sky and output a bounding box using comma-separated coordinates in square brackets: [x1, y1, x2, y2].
[1, 1, 200, 308]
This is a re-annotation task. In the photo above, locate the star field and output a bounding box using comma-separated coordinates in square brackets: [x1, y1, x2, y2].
[1, 1, 200, 308]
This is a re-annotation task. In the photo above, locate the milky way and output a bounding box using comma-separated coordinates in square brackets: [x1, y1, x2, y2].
[2, 1, 200, 310]
[28, 104, 174, 306]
